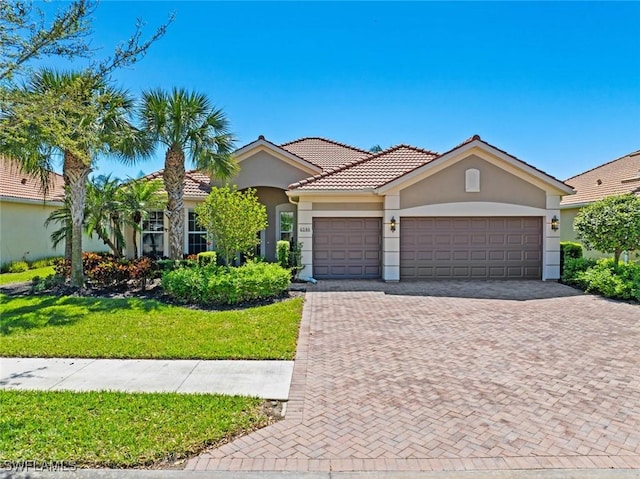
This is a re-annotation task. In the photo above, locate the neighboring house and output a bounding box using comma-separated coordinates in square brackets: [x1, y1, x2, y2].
[131, 135, 574, 281]
[0, 157, 107, 266]
[560, 149, 640, 259]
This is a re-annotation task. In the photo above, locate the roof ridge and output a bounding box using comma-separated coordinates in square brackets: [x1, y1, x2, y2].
[281, 136, 372, 156]
[564, 149, 640, 182]
[287, 144, 436, 190]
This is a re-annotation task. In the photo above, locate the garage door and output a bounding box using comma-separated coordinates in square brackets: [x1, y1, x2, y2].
[400, 217, 542, 279]
[313, 218, 381, 279]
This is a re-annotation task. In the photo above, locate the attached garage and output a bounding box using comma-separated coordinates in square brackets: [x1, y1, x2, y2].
[400, 217, 542, 279]
[313, 218, 382, 279]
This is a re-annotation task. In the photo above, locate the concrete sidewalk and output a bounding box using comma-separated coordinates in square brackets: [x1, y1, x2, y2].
[0, 357, 294, 400]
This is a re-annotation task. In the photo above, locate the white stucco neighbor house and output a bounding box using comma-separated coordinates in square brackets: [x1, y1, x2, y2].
[133, 135, 575, 281]
[0, 157, 108, 267]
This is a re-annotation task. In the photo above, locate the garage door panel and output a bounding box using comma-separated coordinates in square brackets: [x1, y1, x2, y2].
[313, 218, 381, 279]
[401, 217, 542, 279]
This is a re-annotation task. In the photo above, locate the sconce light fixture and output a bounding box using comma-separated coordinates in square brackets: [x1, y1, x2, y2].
[550, 215, 559, 231]
[390, 216, 397, 232]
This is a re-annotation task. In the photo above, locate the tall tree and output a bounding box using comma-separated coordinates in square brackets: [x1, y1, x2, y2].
[0, 69, 151, 287]
[118, 178, 166, 258]
[139, 88, 237, 259]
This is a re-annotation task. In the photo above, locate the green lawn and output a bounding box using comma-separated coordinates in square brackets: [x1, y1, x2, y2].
[0, 266, 55, 285]
[0, 294, 303, 359]
[0, 390, 270, 468]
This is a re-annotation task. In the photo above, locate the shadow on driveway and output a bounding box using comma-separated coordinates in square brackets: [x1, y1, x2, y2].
[310, 279, 585, 301]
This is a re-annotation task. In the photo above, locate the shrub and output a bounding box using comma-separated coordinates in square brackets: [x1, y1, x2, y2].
[576, 259, 640, 301]
[162, 261, 290, 305]
[277, 241, 290, 269]
[7, 261, 29, 273]
[53, 253, 156, 288]
[29, 257, 62, 269]
[197, 251, 217, 267]
[560, 241, 582, 276]
[561, 257, 596, 285]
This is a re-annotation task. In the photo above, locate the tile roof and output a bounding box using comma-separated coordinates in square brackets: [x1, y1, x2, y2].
[0, 156, 65, 202]
[143, 169, 213, 199]
[289, 145, 438, 191]
[280, 137, 372, 170]
[561, 149, 640, 206]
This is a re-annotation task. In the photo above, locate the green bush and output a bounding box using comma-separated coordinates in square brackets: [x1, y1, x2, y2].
[197, 251, 217, 267]
[277, 241, 290, 269]
[560, 241, 583, 276]
[162, 261, 290, 305]
[29, 257, 62, 269]
[561, 256, 596, 285]
[7, 261, 29, 273]
[576, 259, 640, 301]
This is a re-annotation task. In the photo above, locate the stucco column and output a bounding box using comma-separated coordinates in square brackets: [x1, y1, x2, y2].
[544, 194, 561, 280]
[296, 201, 313, 279]
[383, 193, 400, 281]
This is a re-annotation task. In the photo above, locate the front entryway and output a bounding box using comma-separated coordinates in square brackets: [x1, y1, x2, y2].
[400, 216, 542, 279]
[312, 217, 381, 279]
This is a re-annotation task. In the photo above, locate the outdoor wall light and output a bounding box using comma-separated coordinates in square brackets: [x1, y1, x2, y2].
[390, 216, 397, 232]
[551, 215, 559, 231]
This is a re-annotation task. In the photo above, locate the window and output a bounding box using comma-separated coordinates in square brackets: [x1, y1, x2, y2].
[142, 211, 164, 258]
[188, 210, 208, 255]
[279, 211, 294, 242]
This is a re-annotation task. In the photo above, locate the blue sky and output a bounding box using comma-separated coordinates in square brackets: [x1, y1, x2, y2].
[43, 1, 639, 181]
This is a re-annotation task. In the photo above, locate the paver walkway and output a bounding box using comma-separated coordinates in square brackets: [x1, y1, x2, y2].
[186, 280, 640, 473]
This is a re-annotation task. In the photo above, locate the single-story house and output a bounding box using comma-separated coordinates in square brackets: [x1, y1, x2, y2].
[0, 157, 107, 266]
[131, 135, 574, 281]
[560, 149, 640, 259]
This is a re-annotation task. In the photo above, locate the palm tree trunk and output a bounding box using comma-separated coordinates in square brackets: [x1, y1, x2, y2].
[132, 230, 139, 259]
[63, 171, 72, 261]
[64, 151, 90, 288]
[164, 146, 185, 260]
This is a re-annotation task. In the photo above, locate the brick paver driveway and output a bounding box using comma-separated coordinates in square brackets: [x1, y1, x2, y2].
[187, 280, 640, 473]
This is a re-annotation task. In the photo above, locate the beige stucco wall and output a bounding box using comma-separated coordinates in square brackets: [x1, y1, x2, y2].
[312, 202, 382, 211]
[0, 199, 108, 266]
[253, 187, 291, 262]
[232, 151, 313, 190]
[400, 155, 546, 210]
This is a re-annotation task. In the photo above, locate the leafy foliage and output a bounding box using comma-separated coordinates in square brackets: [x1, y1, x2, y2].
[54, 252, 155, 288]
[7, 261, 29, 273]
[561, 257, 597, 284]
[162, 261, 291, 305]
[561, 257, 640, 302]
[560, 241, 583, 276]
[197, 251, 217, 267]
[574, 194, 640, 266]
[195, 186, 268, 265]
[277, 240, 290, 268]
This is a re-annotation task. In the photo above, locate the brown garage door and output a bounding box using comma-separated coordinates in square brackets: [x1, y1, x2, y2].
[313, 218, 381, 279]
[400, 217, 542, 279]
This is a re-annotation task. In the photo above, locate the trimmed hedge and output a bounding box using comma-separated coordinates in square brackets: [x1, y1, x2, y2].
[560, 241, 583, 276]
[197, 251, 217, 267]
[162, 261, 291, 305]
[277, 241, 289, 269]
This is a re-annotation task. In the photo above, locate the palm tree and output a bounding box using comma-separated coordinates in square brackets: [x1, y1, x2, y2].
[0, 69, 151, 287]
[138, 88, 237, 259]
[85, 174, 126, 257]
[118, 178, 166, 258]
[44, 195, 74, 261]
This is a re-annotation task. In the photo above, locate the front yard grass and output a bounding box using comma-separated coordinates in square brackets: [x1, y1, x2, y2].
[0, 266, 55, 285]
[0, 294, 303, 359]
[0, 390, 269, 468]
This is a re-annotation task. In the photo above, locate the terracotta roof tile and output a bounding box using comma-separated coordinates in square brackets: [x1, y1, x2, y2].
[280, 137, 372, 170]
[289, 145, 438, 191]
[0, 156, 65, 202]
[143, 169, 213, 199]
[561, 149, 640, 206]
